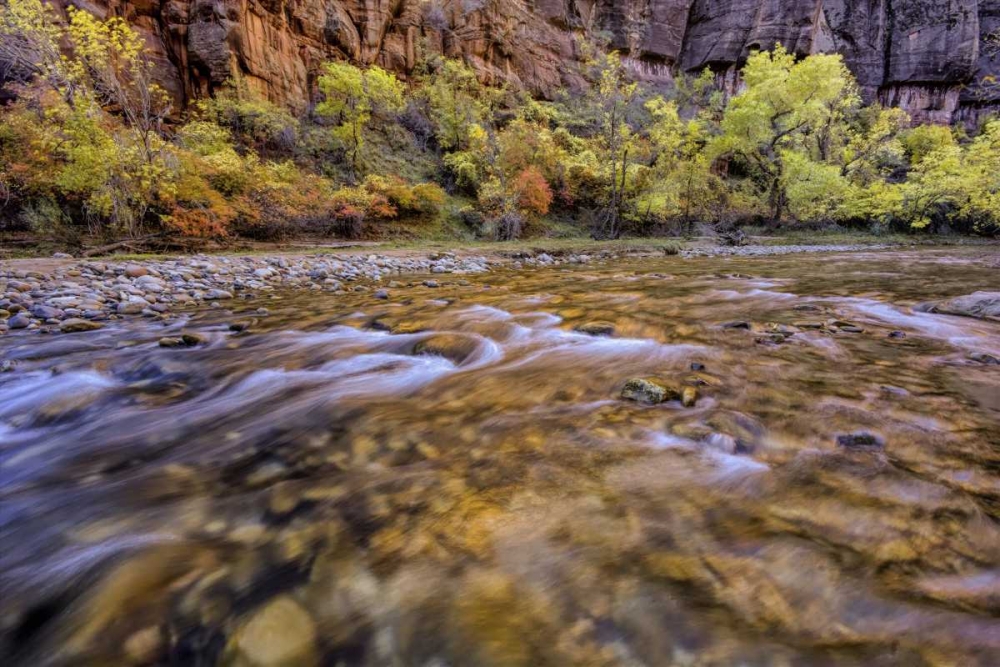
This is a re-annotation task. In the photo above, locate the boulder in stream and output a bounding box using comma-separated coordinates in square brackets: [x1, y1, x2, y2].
[621, 378, 679, 404]
[928, 292, 1000, 320]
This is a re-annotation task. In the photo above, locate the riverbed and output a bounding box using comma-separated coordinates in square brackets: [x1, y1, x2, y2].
[1, 247, 998, 666]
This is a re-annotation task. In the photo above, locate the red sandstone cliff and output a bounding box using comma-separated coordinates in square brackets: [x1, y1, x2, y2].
[25, 0, 1000, 124]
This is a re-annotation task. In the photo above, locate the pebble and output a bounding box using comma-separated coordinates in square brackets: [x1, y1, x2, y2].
[117, 299, 147, 315]
[124, 626, 164, 665]
[681, 386, 698, 408]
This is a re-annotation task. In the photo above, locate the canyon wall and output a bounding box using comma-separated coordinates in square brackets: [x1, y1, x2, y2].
[36, 0, 1000, 124]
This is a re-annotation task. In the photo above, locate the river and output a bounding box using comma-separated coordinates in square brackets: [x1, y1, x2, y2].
[1, 247, 998, 666]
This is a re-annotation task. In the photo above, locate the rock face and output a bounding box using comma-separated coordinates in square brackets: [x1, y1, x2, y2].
[40, 0, 1000, 124]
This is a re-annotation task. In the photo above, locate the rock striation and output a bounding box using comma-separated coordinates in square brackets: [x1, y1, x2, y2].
[25, 1, 1000, 124]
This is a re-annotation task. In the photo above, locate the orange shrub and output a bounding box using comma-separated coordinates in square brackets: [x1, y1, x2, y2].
[514, 166, 553, 216]
[161, 168, 236, 238]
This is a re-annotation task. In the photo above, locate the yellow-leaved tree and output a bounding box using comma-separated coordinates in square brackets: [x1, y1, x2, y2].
[0, 0, 174, 237]
[315, 61, 405, 177]
[710, 45, 859, 223]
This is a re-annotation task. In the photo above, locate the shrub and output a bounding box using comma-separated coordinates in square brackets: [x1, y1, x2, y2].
[161, 163, 235, 238]
[362, 175, 446, 216]
[513, 166, 553, 216]
[196, 83, 299, 153]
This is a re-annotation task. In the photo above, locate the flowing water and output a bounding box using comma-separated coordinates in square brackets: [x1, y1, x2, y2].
[1, 247, 999, 666]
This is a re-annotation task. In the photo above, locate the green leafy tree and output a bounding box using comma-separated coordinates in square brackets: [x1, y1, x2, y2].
[711, 46, 859, 223]
[838, 106, 909, 184]
[417, 57, 495, 151]
[901, 124, 956, 165]
[315, 62, 405, 176]
[898, 120, 1000, 231]
[589, 52, 643, 239]
[642, 96, 723, 231]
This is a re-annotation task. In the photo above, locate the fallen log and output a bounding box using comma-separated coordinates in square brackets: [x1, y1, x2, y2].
[81, 233, 168, 257]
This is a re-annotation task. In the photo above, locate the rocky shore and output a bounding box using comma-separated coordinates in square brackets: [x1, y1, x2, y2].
[0, 243, 895, 335]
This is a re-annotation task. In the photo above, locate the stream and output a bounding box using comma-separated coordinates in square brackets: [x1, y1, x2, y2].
[1, 247, 998, 666]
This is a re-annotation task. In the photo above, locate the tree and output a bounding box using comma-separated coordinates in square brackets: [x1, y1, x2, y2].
[0, 0, 78, 103]
[64, 7, 171, 163]
[0, 0, 175, 237]
[897, 120, 1000, 231]
[901, 124, 956, 165]
[838, 106, 909, 184]
[710, 46, 859, 223]
[642, 96, 724, 231]
[418, 57, 494, 151]
[589, 52, 643, 239]
[315, 61, 405, 177]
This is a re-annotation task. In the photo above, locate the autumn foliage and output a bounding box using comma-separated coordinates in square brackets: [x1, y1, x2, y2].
[1, 0, 998, 246]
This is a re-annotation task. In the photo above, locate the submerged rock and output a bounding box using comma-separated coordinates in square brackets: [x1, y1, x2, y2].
[574, 321, 616, 337]
[181, 332, 209, 346]
[836, 432, 885, 450]
[158, 337, 185, 348]
[124, 626, 164, 665]
[681, 386, 698, 408]
[224, 596, 317, 667]
[970, 351, 999, 365]
[621, 378, 679, 404]
[722, 321, 751, 330]
[413, 333, 479, 365]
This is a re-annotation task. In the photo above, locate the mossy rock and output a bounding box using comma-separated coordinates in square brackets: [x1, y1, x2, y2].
[621, 378, 680, 404]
